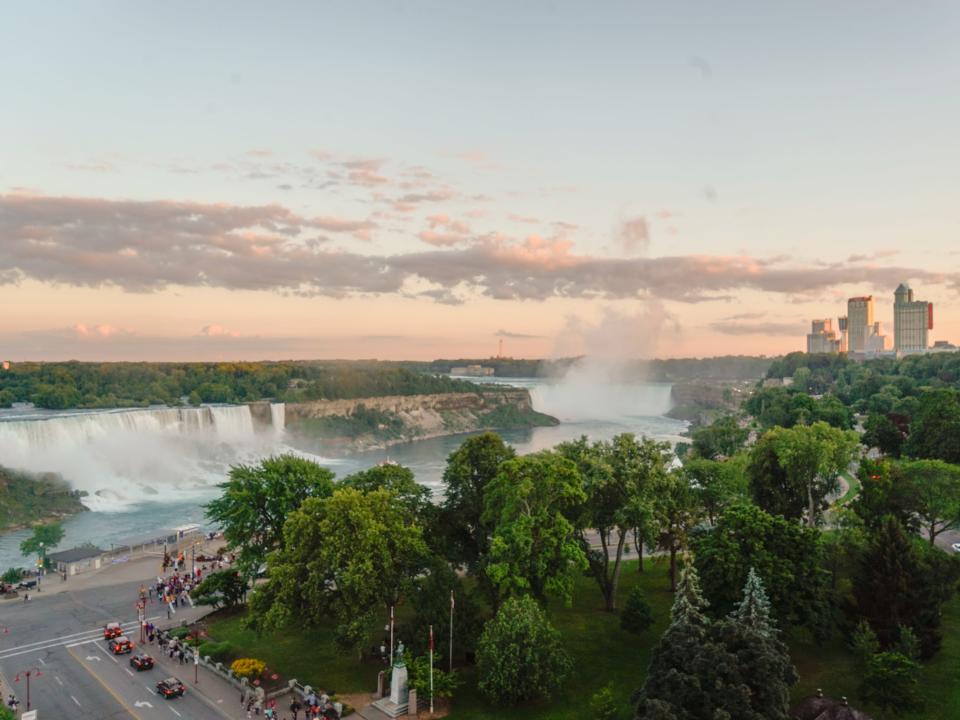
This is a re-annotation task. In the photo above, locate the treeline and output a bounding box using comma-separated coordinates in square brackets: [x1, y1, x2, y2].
[0, 361, 491, 410]
[0, 466, 87, 530]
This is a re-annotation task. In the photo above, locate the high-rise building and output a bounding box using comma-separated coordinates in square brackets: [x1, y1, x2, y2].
[806, 319, 841, 354]
[864, 321, 891, 357]
[847, 296, 874, 354]
[837, 316, 848, 353]
[893, 283, 933, 355]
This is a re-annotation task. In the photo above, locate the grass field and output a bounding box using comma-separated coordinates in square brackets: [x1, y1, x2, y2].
[206, 555, 960, 719]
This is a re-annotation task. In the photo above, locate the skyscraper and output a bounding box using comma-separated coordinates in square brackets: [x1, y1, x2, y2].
[806, 319, 840, 353]
[847, 296, 874, 354]
[893, 283, 933, 355]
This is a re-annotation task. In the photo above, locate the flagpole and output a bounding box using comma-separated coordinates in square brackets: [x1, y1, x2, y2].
[389, 605, 395, 667]
[449, 590, 454, 673]
[429, 624, 434, 714]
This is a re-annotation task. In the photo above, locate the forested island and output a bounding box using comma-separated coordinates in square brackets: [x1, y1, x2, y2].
[0, 466, 87, 531]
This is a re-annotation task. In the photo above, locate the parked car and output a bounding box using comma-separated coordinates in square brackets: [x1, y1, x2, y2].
[130, 654, 155, 671]
[109, 636, 135, 654]
[17, 579, 37, 590]
[952, 542, 960, 553]
[156, 678, 186, 699]
[103, 622, 123, 639]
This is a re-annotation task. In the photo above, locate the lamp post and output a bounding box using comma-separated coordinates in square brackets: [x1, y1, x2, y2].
[37, 542, 44, 592]
[15, 667, 43, 710]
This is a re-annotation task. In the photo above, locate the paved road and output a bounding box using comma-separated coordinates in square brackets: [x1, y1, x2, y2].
[0, 560, 232, 720]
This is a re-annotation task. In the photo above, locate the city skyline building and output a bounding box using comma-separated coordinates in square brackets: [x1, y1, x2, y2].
[806, 319, 841, 354]
[893, 283, 933, 355]
[847, 296, 874, 354]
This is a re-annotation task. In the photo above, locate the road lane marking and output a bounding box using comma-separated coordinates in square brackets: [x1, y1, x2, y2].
[71, 695, 81, 707]
[55, 675, 64, 686]
[67, 645, 145, 720]
[37, 657, 46, 665]
[170, 708, 182, 717]
[0, 617, 160, 659]
[95, 642, 119, 664]
[126, 667, 135, 676]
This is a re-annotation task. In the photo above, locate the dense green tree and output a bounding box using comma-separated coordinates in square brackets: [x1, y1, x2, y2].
[850, 618, 880, 665]
[862, 412, 905, 457]
[860, 652, 922, 712]
[693, 504, 828, 634]
[408, 655, 461, 700]
[632, 566, 748, 720]
[190, 569, 248, 609]
[438, 432, 515, 572]
[339, 463, 432, 522]
[0, 389, 14, 408]
[20, 522, 65, 558]
[651, 472, 702, 592]
[620, 585, 654, 635]
[558, 433, 665, 610]
[713, 569, 797, 720]
[406, 556, 484, 663]
[851, 460, 920, 533]
[205, 454, 336, 576]
[900, 459, 960, 545]
[482, 452, 587, 605]
[476, 595, 572, 705]
[249, 487, 429, 659]
[903, 388, 960, 463]
[853, 515, 960, 658]
[590, 684, 621, 720]
[682, 456, 748, 525]
[748, 422, 859, 526]
[690, 415, 748, 460]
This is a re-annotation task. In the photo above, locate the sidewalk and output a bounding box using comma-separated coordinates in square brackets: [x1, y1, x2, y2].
[0, 537, 227, 602]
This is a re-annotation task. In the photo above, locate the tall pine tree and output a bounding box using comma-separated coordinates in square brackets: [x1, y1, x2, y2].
[633, 566, 749, 720]
[714, 568, 797, 720]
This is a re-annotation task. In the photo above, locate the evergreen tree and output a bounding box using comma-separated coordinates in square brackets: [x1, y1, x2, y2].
[620, 585, 654, 635]
[715, 568, 797, 720]
[632, 566, 750, 720]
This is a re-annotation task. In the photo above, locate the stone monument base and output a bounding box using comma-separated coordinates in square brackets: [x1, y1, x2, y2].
[371, 698, 409, 718]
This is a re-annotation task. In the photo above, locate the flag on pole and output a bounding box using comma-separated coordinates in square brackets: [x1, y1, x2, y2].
[429, 625, 434, 651]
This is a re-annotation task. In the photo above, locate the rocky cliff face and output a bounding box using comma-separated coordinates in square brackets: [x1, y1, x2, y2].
[284, 389, 554, 451]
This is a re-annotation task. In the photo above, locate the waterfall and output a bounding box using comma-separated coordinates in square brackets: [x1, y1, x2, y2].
[0, 404, 264, 511]
[270, 403, 286, 435]
[529, 373, 674, 421]
[209, 405, 255, 443]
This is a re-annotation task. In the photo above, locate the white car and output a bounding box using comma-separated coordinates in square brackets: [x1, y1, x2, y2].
[952, 543, 960, 553]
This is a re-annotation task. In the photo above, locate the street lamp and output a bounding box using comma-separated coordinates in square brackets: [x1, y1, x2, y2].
[37, 542, 44, 592]
[14, 667, 43, 710]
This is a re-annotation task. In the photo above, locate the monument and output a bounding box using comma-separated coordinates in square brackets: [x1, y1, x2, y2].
[372, 641, 410, 718]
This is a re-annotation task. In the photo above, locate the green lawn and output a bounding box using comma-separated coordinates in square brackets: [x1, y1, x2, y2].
[206, 556, 960, 719]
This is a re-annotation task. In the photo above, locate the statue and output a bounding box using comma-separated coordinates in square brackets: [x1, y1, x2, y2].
[394, 640, 405, 665]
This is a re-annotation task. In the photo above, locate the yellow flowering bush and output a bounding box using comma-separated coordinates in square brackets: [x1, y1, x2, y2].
[230, 657, 266, 679]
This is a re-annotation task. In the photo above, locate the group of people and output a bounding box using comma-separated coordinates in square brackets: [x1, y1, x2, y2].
[240, 687, 340, 719]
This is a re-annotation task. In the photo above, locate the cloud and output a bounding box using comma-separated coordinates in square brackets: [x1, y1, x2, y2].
[709, 320, 806, 336]
[1, 194, 956, 305]
[65, 161, 116, 173]
[495, 329, 543, 339]
[617, 216, 650, 255]
[339, 158, 388, 187]
[721, 312, 767, 321]
[199, 324, 241, 338]
[848, 249, 900, 262]
[418, 215, 472, 246]
[72, 323, 129, 338]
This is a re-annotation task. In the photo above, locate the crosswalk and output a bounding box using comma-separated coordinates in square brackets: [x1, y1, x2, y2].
[0, 616, 160, 660]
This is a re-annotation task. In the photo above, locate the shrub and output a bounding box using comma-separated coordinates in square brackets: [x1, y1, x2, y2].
[199, 641, 233, 663]
[231, 657, 266, 679]
[476, 595, 572, 705]
[408, 655, 460, 700]
[590, 684, 621, 720]
[620, 585, 654, 635]
[860, 652, 922, 712]
[168, 626, 191, 640]
[1, 568, 21, 584]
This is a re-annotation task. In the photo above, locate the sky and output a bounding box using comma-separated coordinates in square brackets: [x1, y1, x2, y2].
[1, 1, 959, 361]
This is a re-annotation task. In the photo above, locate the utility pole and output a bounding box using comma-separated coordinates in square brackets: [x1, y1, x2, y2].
[429, 625, 434, 714]
[15, 667, 43, 711]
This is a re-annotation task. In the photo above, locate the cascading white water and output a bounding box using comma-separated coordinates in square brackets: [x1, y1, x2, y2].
[0, 404, 273, 511]
[270, 403, 286, 435]
[209, 405, 256, 443]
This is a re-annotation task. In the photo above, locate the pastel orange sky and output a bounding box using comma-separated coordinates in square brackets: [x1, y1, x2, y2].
[2, 3, 958, 361]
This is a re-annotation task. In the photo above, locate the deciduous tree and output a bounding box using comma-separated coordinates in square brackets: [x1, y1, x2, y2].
[482, 452, 587, 605]
[206, 454, 336, 576]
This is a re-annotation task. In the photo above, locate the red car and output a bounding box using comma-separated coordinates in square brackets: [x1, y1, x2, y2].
[156, 678, 186, 699]
[109, 636, 135, 654]
[130, 654, 154, 671]
[103, 622, 123, 639]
